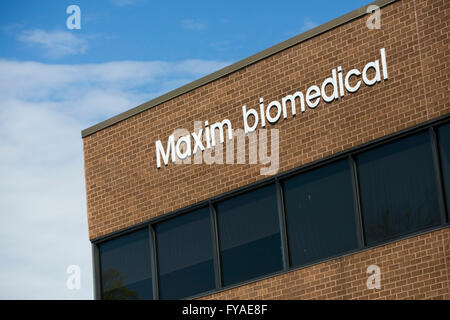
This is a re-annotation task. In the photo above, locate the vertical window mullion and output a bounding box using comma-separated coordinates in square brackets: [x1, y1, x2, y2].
[149, 225, 159, 300]
[349, 155, 366, 248]
[275, 179, 290, 270]
[429, 127, 448, 224]
[209, 201, 222, 289]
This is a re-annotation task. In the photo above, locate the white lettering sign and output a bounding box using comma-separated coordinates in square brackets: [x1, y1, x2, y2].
[155, 48, 388, 169]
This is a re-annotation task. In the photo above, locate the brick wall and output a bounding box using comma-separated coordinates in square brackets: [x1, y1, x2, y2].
[82, 0, 450, 299]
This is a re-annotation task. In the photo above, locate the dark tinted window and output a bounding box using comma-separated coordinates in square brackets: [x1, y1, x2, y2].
[216, 184, 283, 287]
[155, 207, 215, 299]
[357, 131, 440, 245]
[438, 123, 450, 222]
[99, 229, 153, 300]
[283, 159, 359, 267]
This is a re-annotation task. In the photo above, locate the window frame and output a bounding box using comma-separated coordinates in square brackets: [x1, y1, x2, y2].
[356, 128, 443, 246]
[214, 183, 285, 287]
[154, 205, 216, 300]
[281, 157, 362, 268]
[97, 226, 155, 300]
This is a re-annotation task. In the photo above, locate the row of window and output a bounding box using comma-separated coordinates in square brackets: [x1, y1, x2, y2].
[97, 121, 450, 300]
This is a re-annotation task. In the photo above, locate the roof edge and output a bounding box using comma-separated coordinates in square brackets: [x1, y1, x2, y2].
[81, 0, 398, 138]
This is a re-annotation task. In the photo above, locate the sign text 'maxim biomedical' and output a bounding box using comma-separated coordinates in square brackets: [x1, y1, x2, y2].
[155, 48, 389, 169]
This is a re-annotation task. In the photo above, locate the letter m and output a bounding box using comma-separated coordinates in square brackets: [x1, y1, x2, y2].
[155, 135, 175, 168]
[210, 119, 232, 147]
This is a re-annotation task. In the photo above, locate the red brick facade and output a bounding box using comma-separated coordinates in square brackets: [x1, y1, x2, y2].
[83, 0, 450, 299]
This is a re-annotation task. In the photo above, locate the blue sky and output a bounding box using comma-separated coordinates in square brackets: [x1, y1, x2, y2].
[1, 0, 372, 65]
[0, 0, 372, 299]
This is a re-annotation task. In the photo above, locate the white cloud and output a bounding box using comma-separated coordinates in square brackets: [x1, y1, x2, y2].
[181, 19, 207, 31]
[18, 29, 88, 59]
[284, 18, 319, 38]
[300, 18, 318, 32]
[0, 58, 229, 299]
